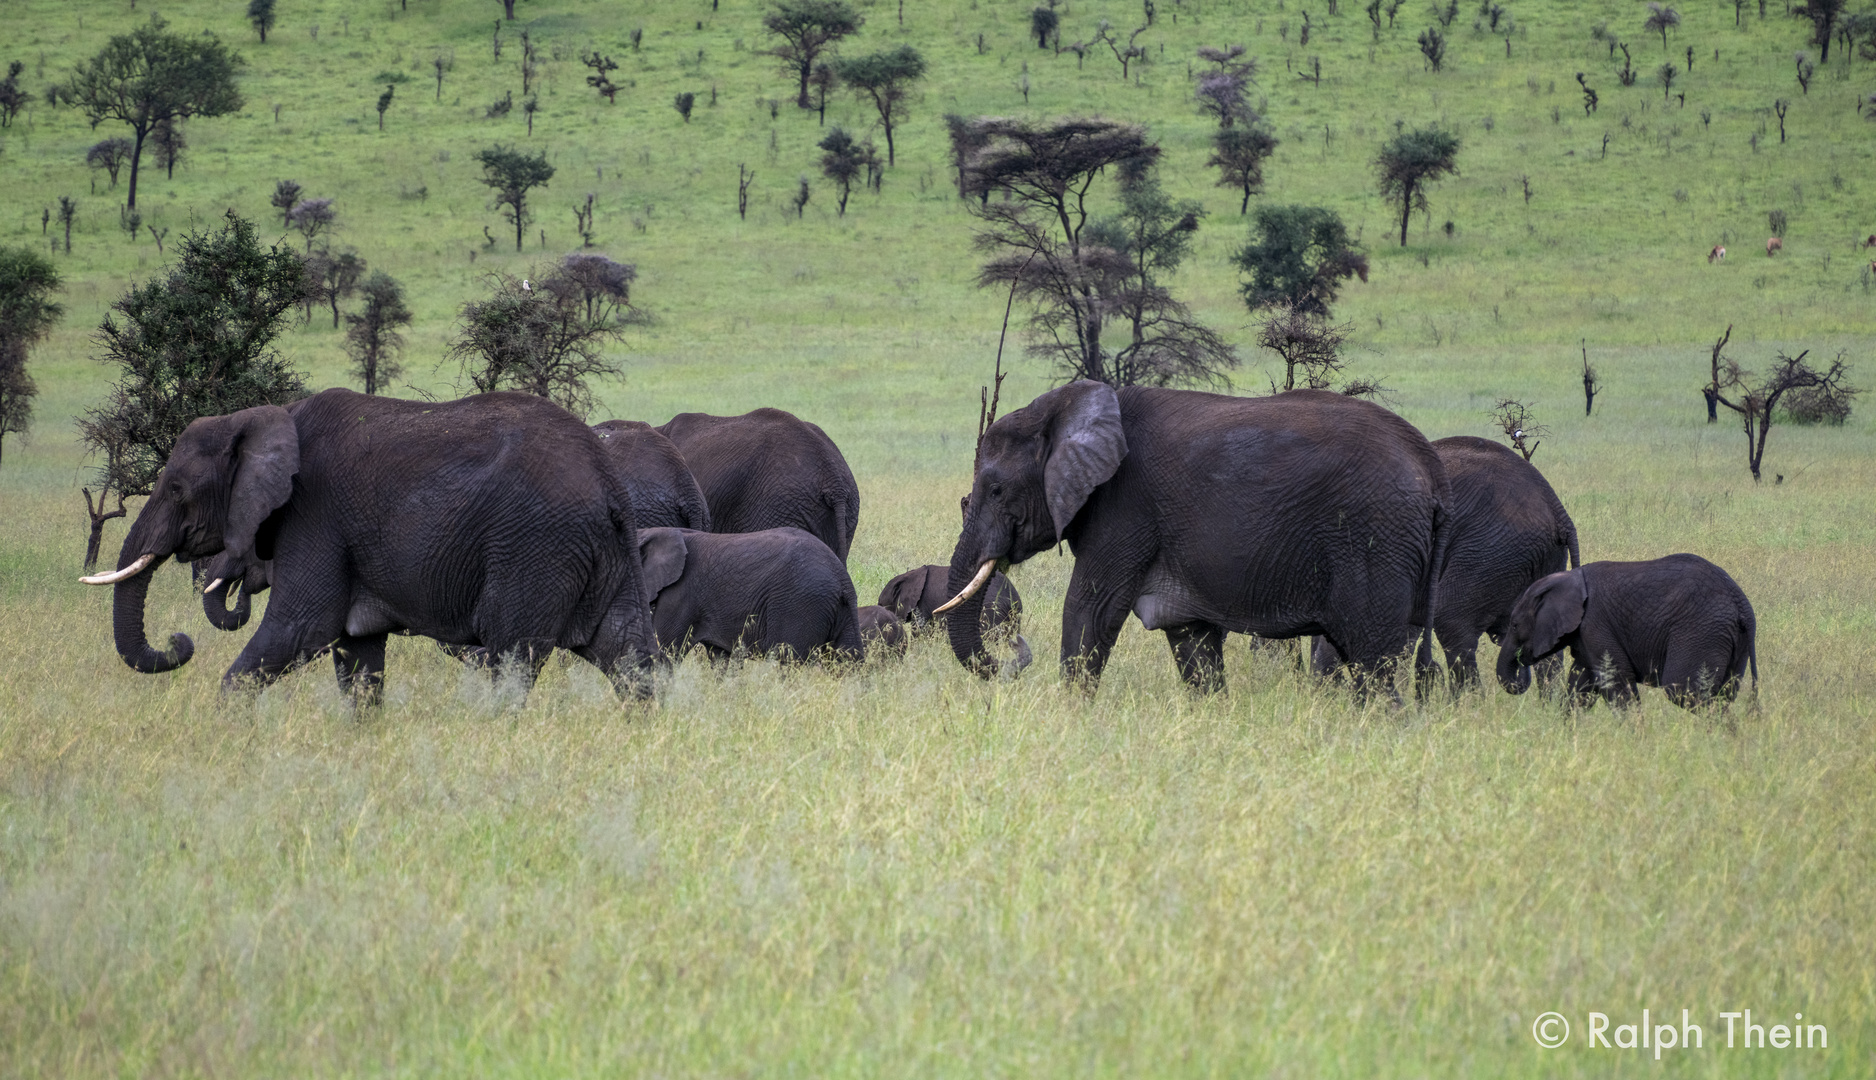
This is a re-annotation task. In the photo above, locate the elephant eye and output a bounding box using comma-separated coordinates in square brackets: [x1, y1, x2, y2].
[989, 483, 1003, 499]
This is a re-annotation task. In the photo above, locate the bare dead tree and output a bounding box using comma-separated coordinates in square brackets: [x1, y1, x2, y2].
[1708, 332, 1857, 480]
[1490, 399, 1548, 460]
[1255, 306, 1351, 391]
[1582, 343, 1601, 415]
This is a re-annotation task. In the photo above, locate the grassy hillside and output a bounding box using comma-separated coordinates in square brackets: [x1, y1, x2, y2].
[1, 0, 1873, 1075]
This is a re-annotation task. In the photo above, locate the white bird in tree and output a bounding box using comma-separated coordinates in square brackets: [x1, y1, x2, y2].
[520, 278, 532, 291]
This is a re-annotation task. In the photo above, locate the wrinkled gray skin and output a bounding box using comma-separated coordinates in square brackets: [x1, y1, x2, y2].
[1314, 435, 1579, 686]
[856, 605, 908, 658]
[102, 390, 660, 703]
[656, 407, 860, 563]
[878, 563, 1032, 674]
[945, 382, 1449, 697]
[639, 526, 862, 664]
[1497, 554, 1757, 708]
[591, 420, 712, 530]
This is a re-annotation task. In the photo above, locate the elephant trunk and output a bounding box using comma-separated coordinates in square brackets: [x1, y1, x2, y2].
[943, 547, 996, 678]
[1496, 642, 1532, 695]
[203, 576, 252, 631]
[112, 555, 195, 674]
[1002, 633, 1034, 677]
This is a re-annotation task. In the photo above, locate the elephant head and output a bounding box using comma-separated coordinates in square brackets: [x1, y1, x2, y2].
[80, 405, 298, 673]
[941, 380, 1127, 674]
[1496, 569, 1587, 694]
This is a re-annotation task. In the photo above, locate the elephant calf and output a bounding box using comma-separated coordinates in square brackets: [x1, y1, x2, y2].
[856, 605, 908, 659]
[639, 527, 862, 665]
[1497, 554, 1757, 709]
[879, 563, 1031, 674]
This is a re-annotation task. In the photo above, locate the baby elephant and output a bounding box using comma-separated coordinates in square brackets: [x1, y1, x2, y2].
[1497, 554, 1757, 709]
[878, 563, 1032, 673]
[639, 527, 861, 665]
[856, 605, 908, 658]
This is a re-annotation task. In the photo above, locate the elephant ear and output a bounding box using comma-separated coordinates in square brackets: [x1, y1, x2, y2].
[224, 405, 299, 565]
[637, 528, 688, 603]
[878, 570, 919, 620]
[1529, 569, 1588, 658]
[1041, 380, 1128, 542]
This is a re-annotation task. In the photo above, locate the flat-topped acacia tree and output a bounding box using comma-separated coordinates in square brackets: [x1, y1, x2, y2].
[51, 17, 243, 210]
[764, 0, 863, 109]
[1376, 126, 1461, 246]
[835, 46, 926, 166]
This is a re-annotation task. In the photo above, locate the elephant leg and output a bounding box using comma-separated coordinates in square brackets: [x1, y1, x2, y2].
[1440, 631, 1480, 690]
[1310, 635, 1347, 680]
[1059, 558, 1146, 692]
[222, 598, 346, 693]
[1164, 621, 1227, 693]
[332, 633, 387, 707]
[483, 638, 553, 696]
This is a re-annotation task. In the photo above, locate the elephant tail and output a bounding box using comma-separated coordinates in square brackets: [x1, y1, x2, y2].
[1411, 499, 1450, 630]
[822, 492, 852, 563]
[1565, 523, 1581, 570]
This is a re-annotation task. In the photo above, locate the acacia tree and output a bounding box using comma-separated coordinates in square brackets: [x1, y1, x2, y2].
[1234, 205, 1369, 316]
[451, 255, 646, 418]
[818, 127, 877, 216]
[1377, 126, 1461, 246]
[965, 117, 1234, 387]
[310, 249, 366, 329]
[1208, 125, 1279, 214]
[1705, 326, 1858, 480]
[0, 61, 26, 128]
[77, 212, 307, 565]
[345, 272, 412, 395]
[248, 0, 277, 43]
[1642, 3, 1680, 50]
[763, 0, 863, 109]
[474, 145, 555, 252]
[86, 137, 134, 189]
[1793, 0, 1849, 62]
[50, 16, 243, 209]
[835, 46, 926, 166]
[288, 197, 335, 250]
[0, 246, 63, 468]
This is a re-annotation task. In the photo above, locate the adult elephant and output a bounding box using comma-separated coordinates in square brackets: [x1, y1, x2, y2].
[656, 407, 860, 563]
[939, 381, 1450, 695]
[81, 390, 660, 701]
[592, 420, 712, 530]
[198, 418, 713, 633]
[1314, 435, 1579, 686]
[638, 527, 862, 664]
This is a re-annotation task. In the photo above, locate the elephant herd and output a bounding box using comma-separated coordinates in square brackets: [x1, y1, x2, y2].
[82, 380, 1757, 712]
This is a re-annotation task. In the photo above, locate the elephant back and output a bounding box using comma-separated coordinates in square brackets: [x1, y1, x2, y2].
[656, 407, 860, 562]
[593, 419, 712, 531]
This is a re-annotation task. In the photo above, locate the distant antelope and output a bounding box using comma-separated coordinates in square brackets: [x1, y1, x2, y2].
[1862, 235, 1876, 248]
[1708, 245, 1726, 263]
[1766, 236, 1784, 256]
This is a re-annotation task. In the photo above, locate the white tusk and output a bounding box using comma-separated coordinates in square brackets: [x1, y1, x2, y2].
[205, 578, 224, 594]
[934, 559, 997, 614]
[79, 552, 157, 586]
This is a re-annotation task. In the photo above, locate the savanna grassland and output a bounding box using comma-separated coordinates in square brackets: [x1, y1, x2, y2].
[2, 0, 1874, 1074]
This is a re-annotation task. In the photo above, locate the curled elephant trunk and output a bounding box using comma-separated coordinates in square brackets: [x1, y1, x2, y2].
[203, 576, 252, 631]
[1002, 633, 1034, 678]
[110, 557, 195, 674]
[1496, 643, 1532, 695]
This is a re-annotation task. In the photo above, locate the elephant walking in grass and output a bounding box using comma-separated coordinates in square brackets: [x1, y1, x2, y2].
[638, 527, 863, 665]
[1315, 435, 1579, 687]
[656, 407, 860, 563]
[1497, 554, 1757, 709]
[940, 382, 1450, 697]
[83, 390, 661, 703]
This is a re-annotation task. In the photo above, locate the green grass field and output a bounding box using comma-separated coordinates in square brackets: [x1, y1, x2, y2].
[2, 0, 1874, 1074]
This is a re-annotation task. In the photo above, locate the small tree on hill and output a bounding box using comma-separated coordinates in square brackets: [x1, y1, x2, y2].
[1255, 306, 1352, 392]
[581, 51, 620, 103]
[1642, 3, 1680, 50]
[0, 246, 63, 468]
[86, 137, 134, 190]
[77, 212, 307, 562]
[1418, 27, 1446, 70]
[0, 62, 26, 128]
[1792, 0, 1850, 62]
[1031, 6, 1060, 49]
[1209, 125, 1280, 215]
[151, 117, 185, 178]
[1234, 205, 1369, 316]
[50, 16, 243, 210]
[288, 197, 335, 251]
[1377, 126, 1461, 246]
[310, 249, 366, 329]
[345, 271, 412, 395]
[376, 84, 395, 130]
[270, 179, 302, 227]
[763, 0, 864, 109]
[836, 46, 926, 166]
[818, 127, 877, 216]
[474, 145, 554, 253]
[451, 256, 646, 418]
[248, 0, 277, 43]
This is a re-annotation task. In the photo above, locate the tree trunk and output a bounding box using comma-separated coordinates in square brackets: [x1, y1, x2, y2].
[126, 125, 147, 209]
[884, 120, 896, 166]
[1704, 388, 1718, 422]
[1398, 181, 1415, 246]
[503, 0, 516, 19]
[797, 62, 812, 109]
[515, 198, 525, 252]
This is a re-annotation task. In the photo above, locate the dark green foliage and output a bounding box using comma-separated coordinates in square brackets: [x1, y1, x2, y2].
[818, 127, 878, 216]
[247, 0, 277, 43]
[344, 272, 412, 396]
[0, 246, 63, 467]
[270, 179, 301, 227]
[474, 145, 555, 253]
[1642, 3, 1680, 50]
[763, 0, 864, 108]
[1792, 0, 1848, 61]
[1234, 206, 1369, 316]
[835, 46, 926, 166]
[450, 258, 646, 419]
[1207, 124, 1279, 214]
[1376, 126, 1462, 246]
[0, 61, 26, 128]
[376, 84, 394, 130]
[1031, 7, 1060, 49]
[1418, 27, 1446, 70]
[49, 17, 243, 209]
[306, 249, 366, 330]
[78, 212, 309, 498]
[675, 92, 696, 122]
